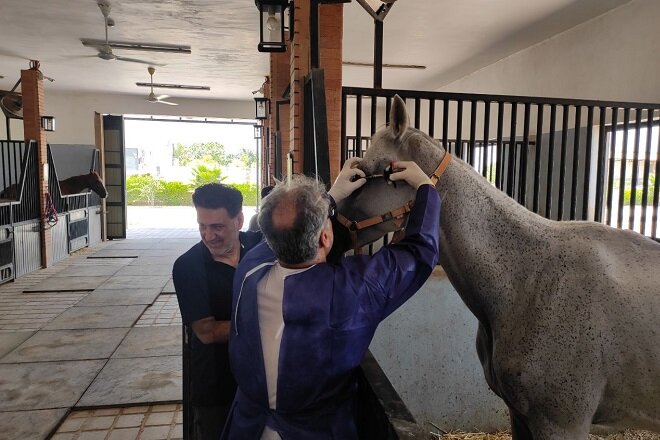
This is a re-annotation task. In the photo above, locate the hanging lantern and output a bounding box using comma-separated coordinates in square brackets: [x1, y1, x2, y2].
[254, 97, 269, 120]
[255, 0, 289, 52]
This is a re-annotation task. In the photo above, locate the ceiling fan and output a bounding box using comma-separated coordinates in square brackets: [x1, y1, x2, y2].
[84, 1, 162, 66]
[145, 67, 178, 106]
[0, 78, 23, 120]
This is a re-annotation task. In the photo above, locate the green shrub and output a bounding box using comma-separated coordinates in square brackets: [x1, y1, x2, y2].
[229, 183, 258, 206]
[192, 164, 226, 187]
[126, 174, 162, 206]
[623, 175, 656, 205]
[157, 181, 193, 206]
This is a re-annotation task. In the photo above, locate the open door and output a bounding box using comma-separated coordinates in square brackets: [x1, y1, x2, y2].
[102, 115, 127, 239]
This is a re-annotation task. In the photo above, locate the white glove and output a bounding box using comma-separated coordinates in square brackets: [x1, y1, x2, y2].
[388, 161, 433, 189]
[328, 157, 367, 203]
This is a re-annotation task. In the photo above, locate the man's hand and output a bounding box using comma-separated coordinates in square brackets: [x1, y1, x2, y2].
[328, 157, 366, 203]
[191, 317, 231, 344]
[388, 161, 433, 189]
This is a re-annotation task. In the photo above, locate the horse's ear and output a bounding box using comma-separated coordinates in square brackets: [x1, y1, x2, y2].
[272, 176, 282, 185]
[390, 95, 409, 139]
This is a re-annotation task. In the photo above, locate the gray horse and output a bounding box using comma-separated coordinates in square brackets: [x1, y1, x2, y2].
[338, 95, 660, 440]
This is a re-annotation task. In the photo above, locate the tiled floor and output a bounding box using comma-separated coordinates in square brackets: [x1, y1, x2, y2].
[52, 404, 183, 440]
[0, 227, 196, 440]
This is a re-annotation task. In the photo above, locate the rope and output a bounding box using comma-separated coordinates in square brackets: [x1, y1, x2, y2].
[44, 193, 58, 228]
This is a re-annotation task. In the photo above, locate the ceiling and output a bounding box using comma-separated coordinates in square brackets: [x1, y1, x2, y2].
[0, 0, 631, 101]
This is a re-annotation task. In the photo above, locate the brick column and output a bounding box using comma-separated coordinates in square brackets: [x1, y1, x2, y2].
[21, 68, 52, 267]
[289, 1, 343, 179]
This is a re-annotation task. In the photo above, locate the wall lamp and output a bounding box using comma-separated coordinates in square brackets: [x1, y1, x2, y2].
[255, 0, 291, 52]
[41, 115, 56, 132]
[254, 97, 269, 120]
[254, 124, 263, 139]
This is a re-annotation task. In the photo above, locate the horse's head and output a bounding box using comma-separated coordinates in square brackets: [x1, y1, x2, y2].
[337, 95, 445, 248]
[89, 171, 108, 198]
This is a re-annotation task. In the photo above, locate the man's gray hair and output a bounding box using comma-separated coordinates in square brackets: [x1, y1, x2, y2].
[258, 175, 330, 265]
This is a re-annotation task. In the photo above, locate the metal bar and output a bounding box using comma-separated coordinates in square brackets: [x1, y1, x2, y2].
[629, 109, 642, 230]
[414, 97, 421, 129]
[558, 105, 569, 220]
[570, 106, 582, 220]
[310, 0, 320, 69]
[533, 104, 544, 213]
[520, 103, 531, 206]
[370, 96, 377, 135]
[356, 95, 363, 158]
[606, 108, 618, 226]
[428, 99, 435, 139]
[373, 19, 383, 89]
[546, 104, 557, 218]
[507, 103, 518, 198]
[1, 142, 7, 191]
[640, 109, 654, 235]
[652, 115, 660, 240]
[617, 108, 631, 229]
[340, 91, 348, 164]
[456, 101, 463, 158]
[442, 100, 449, 150]
[482, 102, 491, 178]
[495, 102, 504, 190]
[595, 107, 607, 222]
[582, 106, 594, 220]
[469, 101, 477, 167]
[385, 96, 392, 127]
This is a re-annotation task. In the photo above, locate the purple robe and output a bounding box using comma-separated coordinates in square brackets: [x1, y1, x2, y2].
[222, 185, 440, 439]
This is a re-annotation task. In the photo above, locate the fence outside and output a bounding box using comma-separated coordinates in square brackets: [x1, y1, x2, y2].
[342, 87, 660, 241]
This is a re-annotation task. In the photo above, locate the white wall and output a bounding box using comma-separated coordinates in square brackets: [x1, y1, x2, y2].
[439, 0, 660, 103]
[0, 91, 253, 144]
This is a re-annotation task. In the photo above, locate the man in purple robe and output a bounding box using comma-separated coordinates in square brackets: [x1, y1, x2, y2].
[222, 158, 440, 439]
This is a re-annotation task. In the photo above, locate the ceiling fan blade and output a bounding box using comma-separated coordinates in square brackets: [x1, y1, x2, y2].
[157, 100, 179, 106]
[155, 94, 170, 100]
[114, 55, 159, 65]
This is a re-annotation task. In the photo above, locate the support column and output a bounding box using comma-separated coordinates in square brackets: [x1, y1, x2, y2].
[21, 67, 52, 267]
[289, 1, 343, 180]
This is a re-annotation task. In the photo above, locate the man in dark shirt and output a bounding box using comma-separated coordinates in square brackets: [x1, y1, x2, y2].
[173, 183, 261, 439]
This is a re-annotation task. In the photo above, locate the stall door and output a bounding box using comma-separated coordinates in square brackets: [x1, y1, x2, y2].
[102, 115, 127, 239]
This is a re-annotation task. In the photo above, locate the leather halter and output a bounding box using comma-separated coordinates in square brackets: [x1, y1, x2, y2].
[336, 153, 452, 254]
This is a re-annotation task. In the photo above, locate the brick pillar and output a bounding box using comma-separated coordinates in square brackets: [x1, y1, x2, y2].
[320, 5, 343, 181]
[289, 1, 343, 179]
[21, 68, 52, 267]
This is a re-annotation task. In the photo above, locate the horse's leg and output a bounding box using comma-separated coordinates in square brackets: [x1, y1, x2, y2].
[510, 408, 533, 440]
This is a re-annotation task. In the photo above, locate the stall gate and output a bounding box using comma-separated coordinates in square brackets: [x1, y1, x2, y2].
[48, 145, 103, 262]
[0, 140, 41, 283]
[342, 87, 660, 241]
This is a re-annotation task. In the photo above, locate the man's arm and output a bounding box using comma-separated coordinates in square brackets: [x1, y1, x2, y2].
[190, 317, 230, 344]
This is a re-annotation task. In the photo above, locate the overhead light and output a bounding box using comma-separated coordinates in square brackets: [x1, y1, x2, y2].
[81, 39, 192, 54]
[135, 82, 210, 91]
[254, 97, 269, 120]
[255, 0, 290, 52]
[343, 61, 426, 69]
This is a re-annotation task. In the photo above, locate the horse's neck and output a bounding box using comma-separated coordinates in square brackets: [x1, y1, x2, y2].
[437, 157, 548, 322]
[61, 174, 88, 191]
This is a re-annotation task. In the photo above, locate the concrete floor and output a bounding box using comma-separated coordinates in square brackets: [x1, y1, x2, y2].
[0, 226, 198, 440]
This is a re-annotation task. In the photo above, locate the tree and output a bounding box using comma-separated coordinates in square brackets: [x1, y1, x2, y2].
[233, 148, 257, 170]
[192, 164, 226, 187]
[173, 141, 232, 166]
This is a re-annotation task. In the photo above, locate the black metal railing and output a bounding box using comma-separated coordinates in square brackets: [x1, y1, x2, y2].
[1, 140, 40, 224]
[342, 87, 660, 241]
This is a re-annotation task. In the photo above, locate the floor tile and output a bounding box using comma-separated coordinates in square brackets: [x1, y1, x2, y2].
[135, 296, 181, 327]
[0, 360, 105, 411]
[161, 279, 176, 294]
[113, 325, 180, 358]
[43, 305, 147, 330]
[0, 328, 129, 363]
[76, 289, 161, 307]
[97, 275, 170, 290]
[114, 265, 174, 277]
[0, 408, 68, 440]
[51, 265, 123, 278]
[78, 356, 181, 407]
[24, 276, 110, 292]
[0, 331, 35, 358]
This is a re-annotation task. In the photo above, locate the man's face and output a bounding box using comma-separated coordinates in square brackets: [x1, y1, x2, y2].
[196, 206, 244, 259]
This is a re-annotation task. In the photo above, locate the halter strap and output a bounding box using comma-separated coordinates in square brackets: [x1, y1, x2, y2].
[336, 153, 451, 254]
